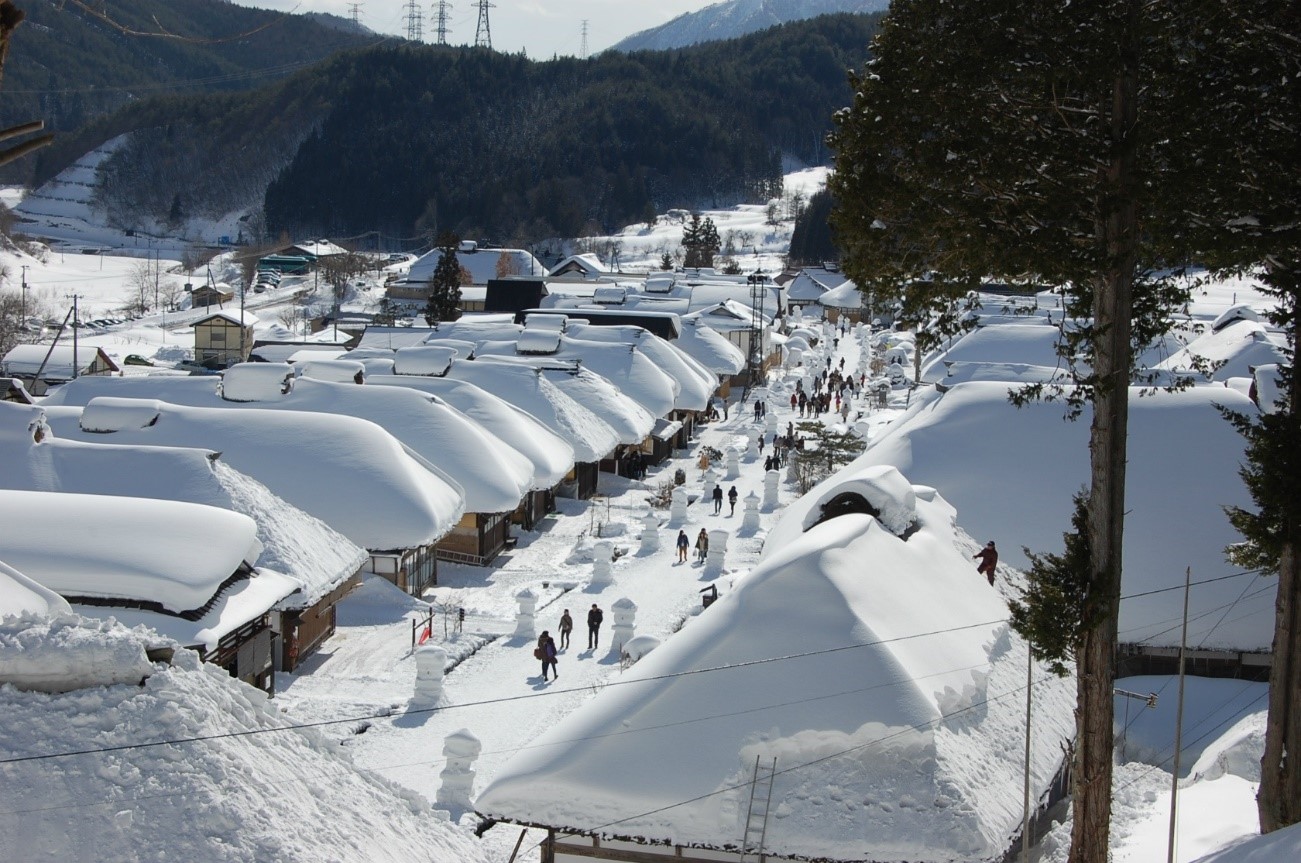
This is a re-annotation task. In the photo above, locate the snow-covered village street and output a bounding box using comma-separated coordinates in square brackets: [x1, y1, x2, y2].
[1, 161, 1298, 863]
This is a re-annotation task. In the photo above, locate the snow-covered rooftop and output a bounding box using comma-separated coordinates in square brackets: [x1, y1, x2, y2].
[818, 279, 865, 309]
[478, 473, 1074, 861]
[441, 358, 620, 462]
[45, 369, 532, 515]
[1156, 318, 1288, 382]
[473, 355, 657, 444]
[675, 316, 746, 375]
[0, 401, 367, 611]
[768, 381, 1269, 652]
[40, 394, 465, 552]
[365, 374, 576, 489]
[565, 322, 717, 411]
[1, 344, 119, 380]
[0, 489, 265, 614]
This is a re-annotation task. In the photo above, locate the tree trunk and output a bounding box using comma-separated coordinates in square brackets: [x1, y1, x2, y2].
[1069, 7, 1139, 862]
[1259, 541, 1301, 832]
[1260, 263, 1301, 831]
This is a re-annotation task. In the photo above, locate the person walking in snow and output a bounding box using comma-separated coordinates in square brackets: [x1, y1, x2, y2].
[712, 483, 724, 514]
[695, 528, 709, 563]
[558, 609, 573, 650]
[790, 393, 798, 411]
[587, 604, 604, 649]
[537, 630, 558, 680]
[676, 529, 690, 563]
[754, 400, 762, 422]
[974, 541, 999, 586]
[727, 485, 738, 517]
[757, 434, 765, 454]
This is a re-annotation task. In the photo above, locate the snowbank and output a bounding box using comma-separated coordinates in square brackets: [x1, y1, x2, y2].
[0, 621, 492, 862]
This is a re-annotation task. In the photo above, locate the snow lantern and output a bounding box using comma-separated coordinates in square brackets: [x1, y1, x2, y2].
[435, 728, 482, 811]
[763, 469, 780, 510]
[741, 490, 761, 532]
[705, 529, 728, 575]
[640, 510, 660, 553]
[611, 596, 637, 652]
[514, 588, 538, 637]
[413, 645, 447, 704]
[591, 539, 614, 586]
[670, 486, 689, 522]
[725, 447, 741, 480]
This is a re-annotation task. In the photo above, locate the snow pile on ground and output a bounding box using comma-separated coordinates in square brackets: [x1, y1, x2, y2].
[0, 614, 152, 693]
[1192, 822, 1301, 863]
[0, 619, 492, 863]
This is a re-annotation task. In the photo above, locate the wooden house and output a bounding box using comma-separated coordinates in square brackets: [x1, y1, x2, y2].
[193, 311, 258, 369]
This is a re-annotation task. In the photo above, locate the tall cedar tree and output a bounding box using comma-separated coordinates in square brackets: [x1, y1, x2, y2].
[423, 236, 463, 325]
[824, 2, 1258, 860]
[1172, 1, 1301, 833]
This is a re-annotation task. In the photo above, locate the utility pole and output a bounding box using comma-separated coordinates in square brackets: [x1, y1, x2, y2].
[434, 1, 452, 45]
[20, 264, 28, 323]
[67, 293, 82, 379]
[580, 19, 589, 59]
[474, 0, 493, 49]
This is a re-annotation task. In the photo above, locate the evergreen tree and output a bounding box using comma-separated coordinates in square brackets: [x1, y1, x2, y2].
[683, 214, 722, 269]
[423, 234, 463, 325]
[825, 2, 1274, 859]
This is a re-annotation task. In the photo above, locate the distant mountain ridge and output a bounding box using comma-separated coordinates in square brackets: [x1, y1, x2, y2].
[612, 0, 889, 52]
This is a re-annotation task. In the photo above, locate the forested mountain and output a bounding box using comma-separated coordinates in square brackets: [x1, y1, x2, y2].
[613, 1, 889, 52]
[3, 0, 375, 182]
[41, 12, 881, 244]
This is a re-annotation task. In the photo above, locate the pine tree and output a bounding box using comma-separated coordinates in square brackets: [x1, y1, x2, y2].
[423, 234, 463, 325]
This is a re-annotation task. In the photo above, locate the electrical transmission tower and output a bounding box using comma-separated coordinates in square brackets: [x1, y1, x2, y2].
[347, 3, 362, 25]
[474, 0, 494, 49]
[433, 1, 452, 45]
[580, 19, 589, 59]
[404, 0, 424, 41]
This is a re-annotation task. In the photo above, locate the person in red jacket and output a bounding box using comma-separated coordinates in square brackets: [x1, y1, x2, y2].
[974, 541, 998, 586]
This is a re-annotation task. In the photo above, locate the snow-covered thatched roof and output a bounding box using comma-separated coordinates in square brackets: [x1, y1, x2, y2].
[442, 358, 620, 463]
[0, 402, 366, 611]
[0, 491, 297, 651]
[1155, 318, 1288, 382]
[817, 279, 865, 309]
[404, 247, 544, 286]
[41, 396, 464, 553]
[366, 374, 575, 489]
[0, 619, 494, 862]
[477, 469, 1074, 862]
[768, 382, 1269, 652]
[473, 355, 656, 444]
[43, 369, 532, 515]
[785, 270, 832, 302]
[674, 317, 745, 375]
[477, 333, 679, 418]
[565, 322, 717, 411]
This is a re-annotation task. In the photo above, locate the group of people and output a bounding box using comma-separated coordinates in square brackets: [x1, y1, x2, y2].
[535, 603, 605, 681]
[711, 483, 739, 516]
[675, 528, 711, 564]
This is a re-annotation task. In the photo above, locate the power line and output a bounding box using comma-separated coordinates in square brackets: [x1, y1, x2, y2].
[0, 569, 1265, 766]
